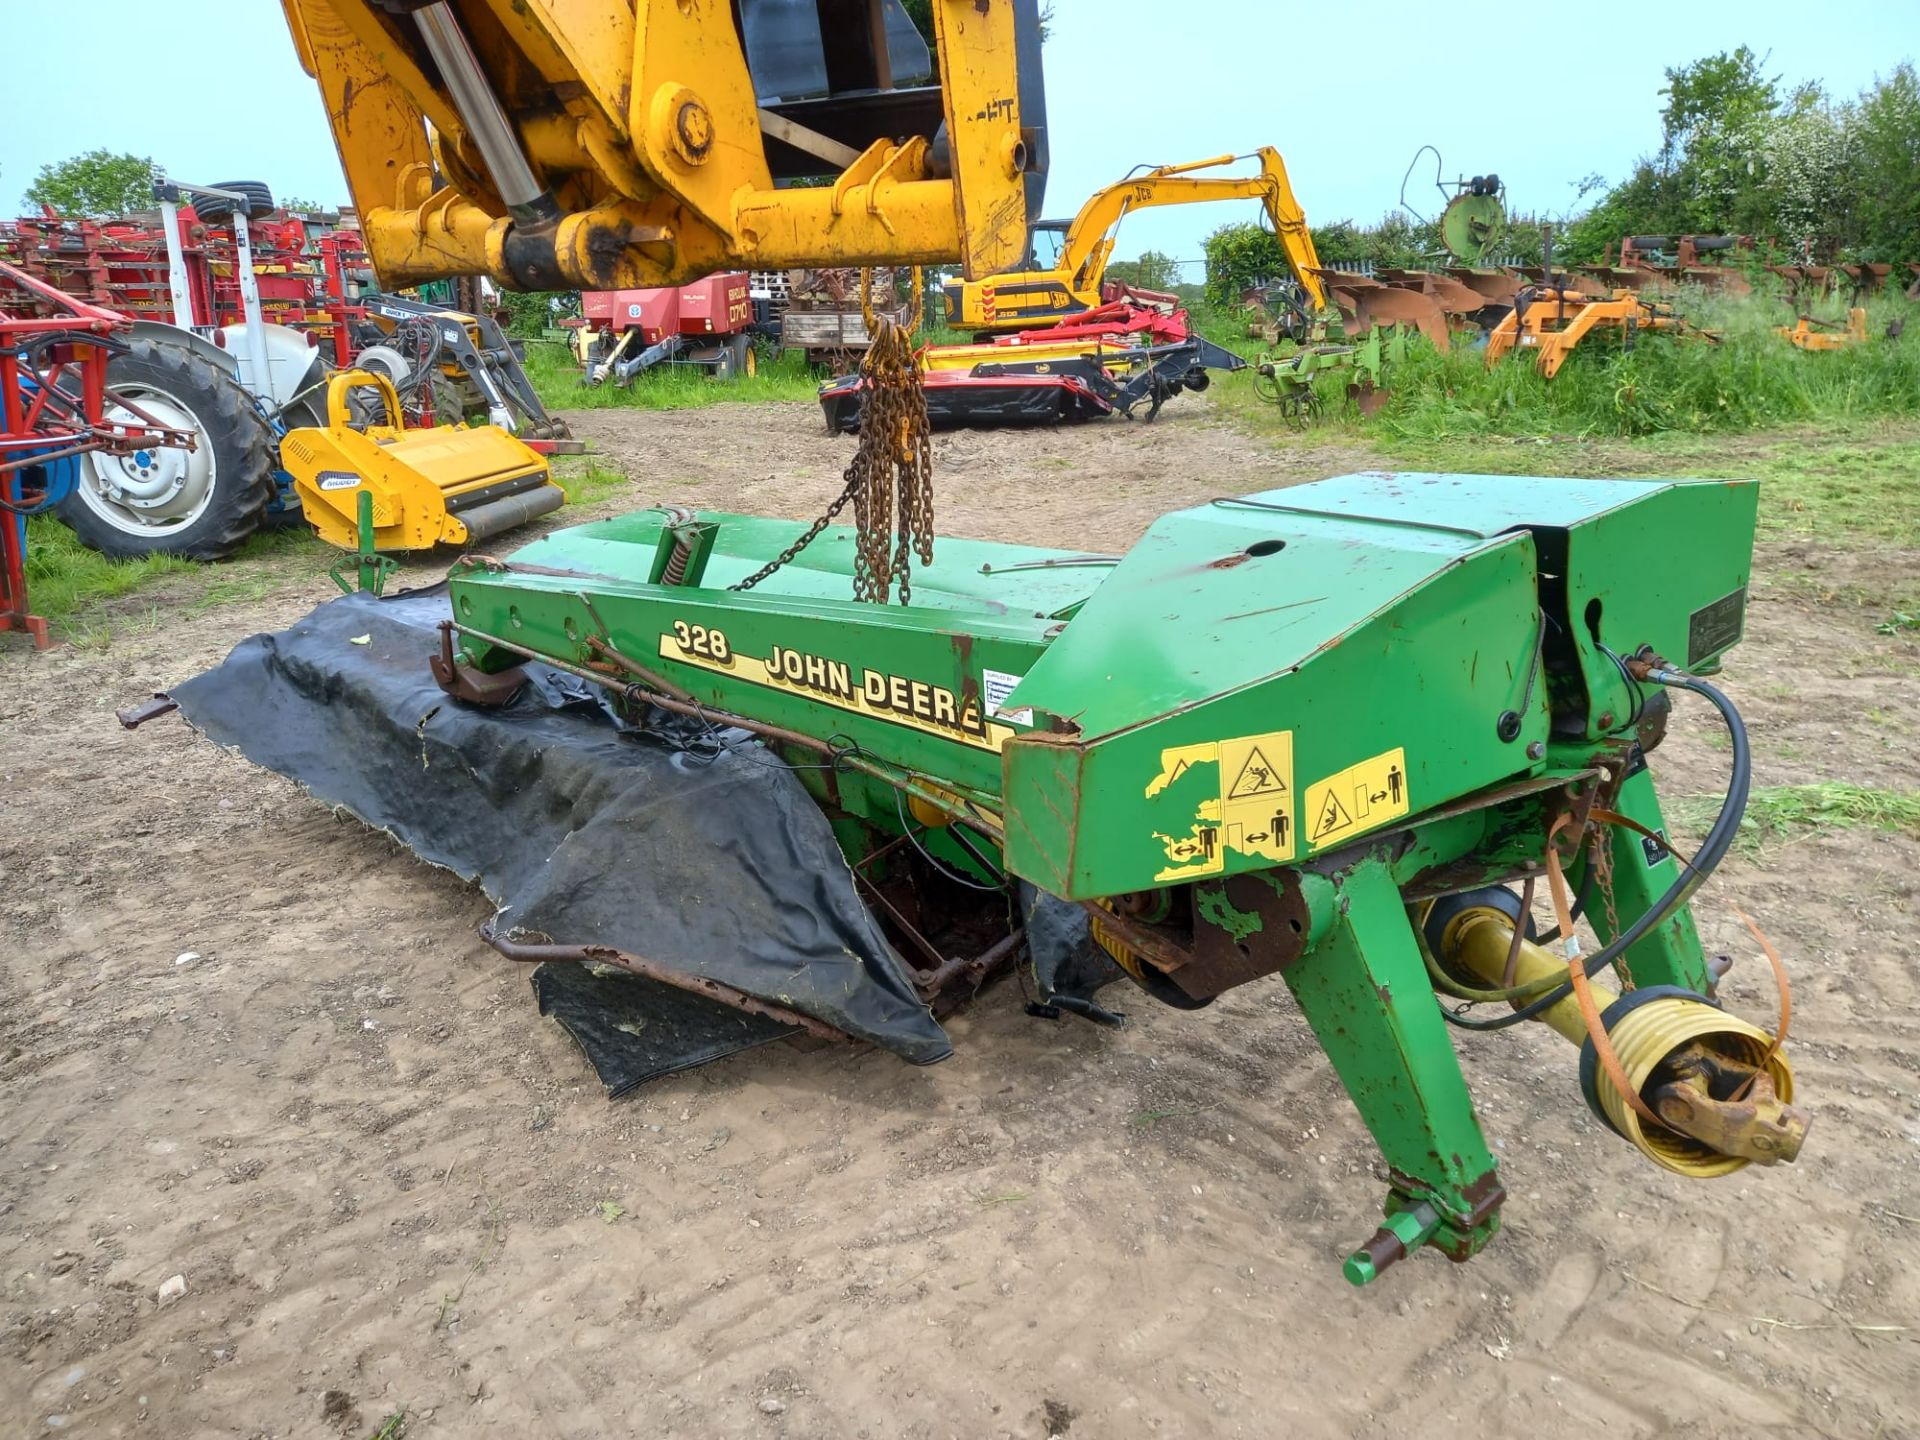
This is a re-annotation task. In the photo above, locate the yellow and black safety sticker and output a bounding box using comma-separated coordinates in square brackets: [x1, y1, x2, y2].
[1145, 729, 1295, 882]
[658, 621, 1018, 752]
[1302, 747, 1409, 850]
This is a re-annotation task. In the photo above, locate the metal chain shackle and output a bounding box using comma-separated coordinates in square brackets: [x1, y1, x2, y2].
[733, 266, 931, 604]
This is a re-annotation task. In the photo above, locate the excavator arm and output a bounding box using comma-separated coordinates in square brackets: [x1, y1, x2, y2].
[279, 0, 1047, 293]
[945, 147, 1326, 333]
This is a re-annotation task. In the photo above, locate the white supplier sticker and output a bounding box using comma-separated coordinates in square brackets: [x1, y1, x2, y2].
[982, 668, 1033, 725]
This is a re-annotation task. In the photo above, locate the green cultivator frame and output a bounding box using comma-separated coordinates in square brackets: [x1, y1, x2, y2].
[437, 472, 1809, 1284]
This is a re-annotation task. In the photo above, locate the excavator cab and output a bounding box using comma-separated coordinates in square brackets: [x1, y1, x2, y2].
[283, 0, 1049, 293]
[1025, 219, 1070, 272]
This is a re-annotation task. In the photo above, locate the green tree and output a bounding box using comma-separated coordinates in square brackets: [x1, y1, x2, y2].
[1202, 222, 1284, 306]
[1851, 63, 1920, 261]
[1559, 48, 1785, 260]
[1762, 103, 1857, 251]
[1563, 51, 1920, 263]
[1561, 162, 1672, 264]
[495, 289, 577, 338]
[1659, 48, 1779, 234]
[1104, 249, 1181, 291]
[24, 150, 159, 217]
[1659, 46, 1779, 165]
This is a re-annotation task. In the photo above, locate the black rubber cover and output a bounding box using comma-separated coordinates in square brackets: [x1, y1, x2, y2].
[1422, 885, 1531, 957]
[821, 372, 1110, 434]
[532, 960, 794, 1097]
[170, 588, 955, 1078]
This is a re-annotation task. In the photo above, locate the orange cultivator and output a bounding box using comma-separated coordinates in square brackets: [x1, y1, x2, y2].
[1775, 308, 1870, 351]
[1484, 285, 1713, 378]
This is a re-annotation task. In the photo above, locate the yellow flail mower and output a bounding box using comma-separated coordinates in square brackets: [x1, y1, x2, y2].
[281, 370, 565, 568]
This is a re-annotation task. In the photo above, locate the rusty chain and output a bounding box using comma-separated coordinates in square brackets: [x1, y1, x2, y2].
[731, 267, 931, 603]
[1590, 828, 1632, 989]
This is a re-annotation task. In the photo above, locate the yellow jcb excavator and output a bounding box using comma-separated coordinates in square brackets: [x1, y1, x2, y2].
[942, 149, 1327, 335]
[279, 0, 1048, 293]
[276, 0, 1047, 556]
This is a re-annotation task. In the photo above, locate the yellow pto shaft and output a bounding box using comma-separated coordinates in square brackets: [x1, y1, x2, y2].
[1437, 904, 1808, 1178]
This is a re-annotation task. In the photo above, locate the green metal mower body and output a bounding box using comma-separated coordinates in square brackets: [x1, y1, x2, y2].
[444, 472, 1763, 1279]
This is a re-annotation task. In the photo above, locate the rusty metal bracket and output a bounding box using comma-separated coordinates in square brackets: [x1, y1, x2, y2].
[116, 693, 178, 729]
[431, 621, 528, 707]
[912, 928, 1025, 999]
[477, 920, 852, 1045]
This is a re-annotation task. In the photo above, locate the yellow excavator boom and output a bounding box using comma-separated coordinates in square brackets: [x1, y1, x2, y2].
[944, 147, 1326, 333]
[279, 0, 1046, 292]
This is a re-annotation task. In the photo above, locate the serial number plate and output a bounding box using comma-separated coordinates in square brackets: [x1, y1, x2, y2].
[1687, 587, 1746, 667]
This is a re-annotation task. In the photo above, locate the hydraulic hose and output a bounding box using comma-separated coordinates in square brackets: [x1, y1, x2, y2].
[1442, 669, 1751, 1031]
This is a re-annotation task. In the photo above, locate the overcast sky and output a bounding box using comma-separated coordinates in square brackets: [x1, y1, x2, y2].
[4, 0, 1911, 281]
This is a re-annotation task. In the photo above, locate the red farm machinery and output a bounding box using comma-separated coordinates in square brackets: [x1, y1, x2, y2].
[1, 262, 193, 646]
[576, 273, 761, 386]
[0, 179, 573, 567]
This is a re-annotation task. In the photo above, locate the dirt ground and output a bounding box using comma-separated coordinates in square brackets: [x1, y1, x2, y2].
[4, 397, 1918, 1439]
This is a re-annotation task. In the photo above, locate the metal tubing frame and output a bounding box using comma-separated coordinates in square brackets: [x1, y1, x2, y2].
[478, 922, 851, 1042]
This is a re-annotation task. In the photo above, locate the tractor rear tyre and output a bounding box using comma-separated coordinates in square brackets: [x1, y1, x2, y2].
[59, 339, 276, 561]
[192, 180, 277, 221]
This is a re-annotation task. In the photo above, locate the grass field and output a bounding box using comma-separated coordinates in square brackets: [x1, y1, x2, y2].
[15, 518, 329, 649]
[1194, 284, 1920, 583]
[12, 282, 1915, 648]
[1205, 287, 1920, 441]
[1671, 781, 1920, 857]
[520, 336, 823, 411]
[10, 451, 641, 646]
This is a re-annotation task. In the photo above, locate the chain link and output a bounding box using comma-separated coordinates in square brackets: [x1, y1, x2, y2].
[1591, 830, 1632, 989]
[731, 266, 931, 604]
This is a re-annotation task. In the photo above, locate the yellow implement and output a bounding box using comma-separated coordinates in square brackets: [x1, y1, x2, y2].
[1776, 308, 1869, 351]
[917, 336, 1143, 374]
[1484, 286, 1710, 378]
[282, 371, 565, 552]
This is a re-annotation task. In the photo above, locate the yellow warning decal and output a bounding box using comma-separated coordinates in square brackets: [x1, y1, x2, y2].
[1152, 811, 1224, 882]
[1146, 743, 1217, 798]
[1146, 729, 1294, 881]
[659, 624, 1017, 752]
[1218, 730, 1296, 864]
[1303, 747, 1410, 851]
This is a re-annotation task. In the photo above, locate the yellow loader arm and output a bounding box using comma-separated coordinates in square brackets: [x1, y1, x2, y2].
[279, 0, 1046, 292]
[946, 147, 1326, 332]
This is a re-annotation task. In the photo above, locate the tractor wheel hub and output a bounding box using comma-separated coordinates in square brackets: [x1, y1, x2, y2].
[87, 392, 215, 524]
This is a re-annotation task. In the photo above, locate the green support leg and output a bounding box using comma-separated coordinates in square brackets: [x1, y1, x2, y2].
[1281, 855, 1503, 1284]
[329, 489, 397, 597]
[1587, 764, 1711, 992]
